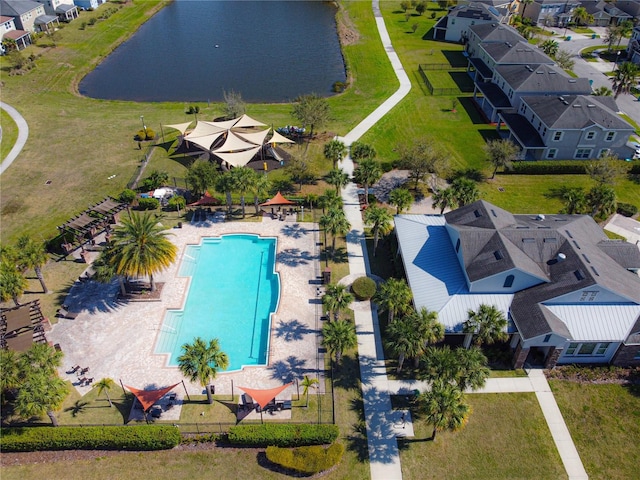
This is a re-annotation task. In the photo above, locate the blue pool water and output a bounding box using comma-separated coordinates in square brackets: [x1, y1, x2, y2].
[154, 235, 280, 371]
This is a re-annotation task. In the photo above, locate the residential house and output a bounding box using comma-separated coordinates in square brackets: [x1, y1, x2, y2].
[34, 0, 78, 22]
[581, 0, 633, 26]
[0, 0, 58, 33]
[0, 14, 30, 51]
[465, 22, 524, 58]
[521, 0, 579, 26]
[394, 200, 640, 368]
[613, 0, 640, 19]
[468, 39, 554, 82]
[73, 0, 101, 11]
[626, 25, 640, 64]
[433, 2, 505, 43]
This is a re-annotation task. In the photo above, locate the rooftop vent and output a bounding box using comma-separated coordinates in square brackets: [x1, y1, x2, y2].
[494, 250, 504, 260]
[568, 79, 576, 82]
[523, 238, 536, 244]
[544, 237, 557, 243]
[574, 269, 585, 281]
[474, 209, 482, 218]
[557, 252, 567, 262]
[536, 214, 546, 221]
[591, 266, 600, 276]
[565, 229, 573, 239]
[573, 104, 582, 108]
[558, 96, 565, 101]
[587, 104, 596, 107]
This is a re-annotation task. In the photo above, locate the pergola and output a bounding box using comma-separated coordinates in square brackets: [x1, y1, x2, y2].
[1, 300, 47, 352]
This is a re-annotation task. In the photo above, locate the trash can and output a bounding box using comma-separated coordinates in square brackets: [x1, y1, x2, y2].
[208, 385, 215, 395]
[592, 34, 597, 39]
[565, 36, 571, 41]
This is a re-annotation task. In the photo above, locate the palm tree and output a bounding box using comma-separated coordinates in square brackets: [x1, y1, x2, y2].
[300, 375, 319, 408]
[93, 242, 127, 296]
[326, 168, 350, 194]
[571, 6, 594, 27]
[373, 278, 412, 323]
[561, 187, 587, 214]
[230, 167, 257, 218]
[412, 307, 444, 352]
[431, 187, 456, 214]
[323, 283, 354, 321]
[19, 343, 63, 376]
[215, 172, 237, 214]
[463, 304, 508, 347]
[0, 261, 27, 306]
[177, 337, 229, 404]
[364, 205, 394, 256]
[611, 62, 640, 99]
[451, 177, 479, 207]
[353, 159, 382, 205]
[322, 319, 357, 365]
[95, 378, 116, 407]
[350, 141, 376, 163]
[421, 345, 489, 392]
[318, 189, 342, 213]
[484, 139, 519, 179]
[16, 235, 49, 293]
[319, 207, 351, 254]
[111, 212, 177, 292]
[0, 349, 20, 402]
[14, 371, 68, 426]
[540, 39, 559, 57]
[587, 184, 617, 218]
[252, 173, 271, 215]
[592, 86, 612, 96]
[418, 381, 470, 441]
[385, 316, 423, 372]
[388, 188, 413, 214]
[323, 139, 347, 168]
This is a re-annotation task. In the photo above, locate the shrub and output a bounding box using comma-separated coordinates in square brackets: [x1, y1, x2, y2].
[228, 424, 339, 447]
[351, 276, 376, 300]
[135, 129, 156, 141]
[137, 197, 159, 210]
[167, 195, 186, 211]
[616, 202, 638, 217]
[266, 443, 344, 474]
[0, 425, 180, 452]
[119, 189, 136, 204]
[508, 161, 588, 175]
[332, 81, 347, 93]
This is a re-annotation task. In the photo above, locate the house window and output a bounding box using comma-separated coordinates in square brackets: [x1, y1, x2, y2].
[547, 148, 557, 159]
[578, 343, 597, 355]
[503, 274, 514, 288]
[543, 334, 551, 343]
[596, 343, 610, 355]
[575, 149, 591, 159]
[585, 131, 595, 140]
[553, 132, 562, 141]
[455, 238, 460, 253]
[605, 132, 615, 142]
[598, 149, 610, 158]
[566, 342, 579, 355]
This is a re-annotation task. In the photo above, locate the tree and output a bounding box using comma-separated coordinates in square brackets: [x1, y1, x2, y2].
[398, 140, 446, 190]
[587, 184, 616, 218]
[586, 152, 625, 185]
[300, 375, 319, 408]
[592, 86, 612, 96]
[142, 170, 169, 190]
[178, 337, 229, 404]
[421, 345, 489, 392]
[611, 61, 640, 99]
[186, 160, 218, 198]
[350, 141, 377, 162]
[323, 139, 347, 168]
[326, 168, 350, 194]
[385, 316, 424, 372]
[0, 260, 27, 306]
[111, 212, 177, 292]
[561, 187, 587, 214]
[286, 157, 314, 191]
[554, 49, 575, 70]
[571, 6, 594, 26]
[230, 167, 257, 218]
[16, 235, 49, 294]
[373, 278, 412, 323]
[19, 342, 63, 376]
[322, 319, 357, 365]
[418, 381, 470, 441]
[400, 1, 411, 12]
[463, 304, 508, 347]
[431, 187, 456, 214]
[540, 39, 559, 57]
[323, 283, 354, 321]
[364, 205, 394, 255]
[484, 139, 519, 179]
[319, 207, 351, 254]
[605, 24, 623, 53]
[252, 173, 271, 215]
[0, 350, 20, 403]
[451, 177, 479, 207]
[353, 159, 382, 205]
[291, 93, 330, 141]
[14, 371, 68, 426]
[223, 90, 245, 119]
[95, 378, 115, 407]
[412, 307, 444, 351]
[318, 189, 343, 213]
[215, 172, 237, 214]
[388, 188, 413, 214]
[415, 1, 427, 15]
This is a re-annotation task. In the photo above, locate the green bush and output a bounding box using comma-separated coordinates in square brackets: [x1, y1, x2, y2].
[137, 197, 159, 210]
[119, 189, 136, 204]
[616, 202, 638, 217]
[351, 276, 376, 300]
[228, 424, 339, 447]
[0, 425, 180, 452]
[266, 443, 344, 474]
[507, 161, 589, 175]
[135, 129, 156, 141]
[167, 195, 186, 211]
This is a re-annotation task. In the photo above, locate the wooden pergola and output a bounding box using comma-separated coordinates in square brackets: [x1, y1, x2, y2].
[1, 300, 47, 352]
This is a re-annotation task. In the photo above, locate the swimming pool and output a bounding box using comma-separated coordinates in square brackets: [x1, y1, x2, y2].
[154, 234, 280, 371]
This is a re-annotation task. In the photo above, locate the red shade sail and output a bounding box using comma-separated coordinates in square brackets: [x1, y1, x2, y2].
[126, 383, 180, 412]
[237, 383, 293, 409]
[188, 191, 222, 207]
[259, 191, 296, 207]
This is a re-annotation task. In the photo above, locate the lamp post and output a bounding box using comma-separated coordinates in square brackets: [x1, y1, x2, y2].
[140, 115, 147, 136]
[611, 51, 621, 73]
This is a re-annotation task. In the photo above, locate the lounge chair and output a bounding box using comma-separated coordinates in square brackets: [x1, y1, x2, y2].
[56, 308, 79, 319]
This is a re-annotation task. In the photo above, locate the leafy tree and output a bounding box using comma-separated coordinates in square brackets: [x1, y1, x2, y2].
[291, 93, 330, 141]
[373, 278, 412, 323]
[319, 207, 351, 255]
[561, 187, 587, 214]
[14, 371, 68, 426]
[111, 212, 177, 292]
[215, 172, 237, 214]
[323, 283, 354, 321]
[252, 173, 271, 215]
[421, 345, 489, 392]
[142, 170, 169, 190]
[0, 260, 27, 306]
[16, 235, 49, 293]
[451, 177, 479, 207]
[350, 141, 377, 162]
[587, 184, 616, 218]
[386, 316, 424, 372]
[398, 140, 447, 190]
[364, 205, 393, 255]
[571, 6, 594, 26]
[540, 39, 559, 57]
[554, 49, 575, 70]
[592, 86, 612, 96]
[326, 168, 350, 194]
[484, 139, 519, 179]
[586, 152, 625, 185]
[167, 195, 186, 212]
[463, 304, 508, 347]
[353, 159, 382, 204]
[400, 0, 411, 12]
[605, 24, 623, 52]
[223, 90, 245, 119]
[418, 381, 470, 441]
[388, 187, 413, 214]
[286, 157, 314, 191]
[415, 1, 427, 15]
[617, 20, 634, 49]
[322, 319, 357, 365]
[300, 375, 319, 408]
[119, 189, 137, 205]
[178, 337, 229, 404]
[186, 160, 218, 198]
[323, 139, 347, 168]
[431, 187, 456, 214]
[611, 62, 640, 98]
[230, 167, 257, 218]
[95, 378, 116, 407]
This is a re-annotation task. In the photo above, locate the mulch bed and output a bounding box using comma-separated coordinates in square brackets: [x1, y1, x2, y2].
[119, 282, 164, 302]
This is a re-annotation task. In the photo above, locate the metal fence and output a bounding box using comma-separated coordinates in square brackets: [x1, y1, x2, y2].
[418, 64, 467, 96]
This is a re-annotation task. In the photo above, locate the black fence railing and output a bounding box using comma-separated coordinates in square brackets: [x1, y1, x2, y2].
[418, 64, 468, 96]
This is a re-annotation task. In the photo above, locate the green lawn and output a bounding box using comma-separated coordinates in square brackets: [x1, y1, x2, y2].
[1, 108, 19, 162]
[398, 393, 567, 479]
[549, 380, 640, 480]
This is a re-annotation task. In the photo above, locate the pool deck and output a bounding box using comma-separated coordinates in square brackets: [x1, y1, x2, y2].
[48, 215, 325, 399]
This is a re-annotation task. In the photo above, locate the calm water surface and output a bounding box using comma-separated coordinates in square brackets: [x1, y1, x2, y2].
[79, 0, 346, 102]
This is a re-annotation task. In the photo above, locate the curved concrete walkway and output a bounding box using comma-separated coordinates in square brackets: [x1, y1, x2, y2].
[0, 102, 29, 175]
[337, 3, 588, 479]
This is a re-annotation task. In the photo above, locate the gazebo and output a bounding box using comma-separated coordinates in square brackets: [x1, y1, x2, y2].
[1, 300, 47, 351]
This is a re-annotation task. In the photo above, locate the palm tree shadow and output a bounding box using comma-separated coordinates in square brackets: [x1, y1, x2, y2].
[274, 318, 315, 342]
[65, 400, 89, 417]
[269, 355, 309, 383]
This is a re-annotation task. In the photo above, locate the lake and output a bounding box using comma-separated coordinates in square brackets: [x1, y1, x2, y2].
[79, 0, 346, 103]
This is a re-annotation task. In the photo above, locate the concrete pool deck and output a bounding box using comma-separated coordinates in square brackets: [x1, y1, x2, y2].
[48, 215, 325, 399]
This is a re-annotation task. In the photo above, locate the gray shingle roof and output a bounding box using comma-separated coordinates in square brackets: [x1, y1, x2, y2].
[449, 3, 498, 20]
[482, 40, 555, 66]
[498, 112, 546, 148]
[468, 23, 523, 45]
[495, 64, 592, 95]
[0, 0, 41, 16]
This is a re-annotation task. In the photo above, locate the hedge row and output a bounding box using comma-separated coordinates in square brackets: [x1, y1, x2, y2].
[505, 161, 588, 175]
[227, 424, 339, 447]
[0, 425, 181, 452]
[266, 443, 344, 474]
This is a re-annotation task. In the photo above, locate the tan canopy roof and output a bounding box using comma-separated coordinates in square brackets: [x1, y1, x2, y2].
[237, 383, 293, 409]
[4, 306, 32, 334]
[126, 383, 180, 412]
[164, 122, 194, 136]
[213, 131, 258, 153]
[268, 130, 295, 145]
[187, 131, 226, 151]
[233, 114, 267, 128]
[235, 128, 270, 146]
[260, 191, 297, 206]
[186, 121, 227, 139]
[215, 146, 261, 167]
